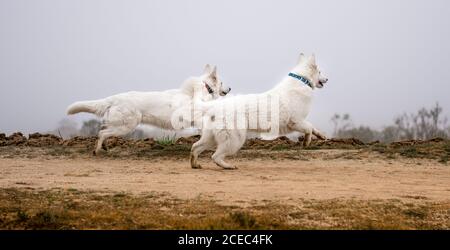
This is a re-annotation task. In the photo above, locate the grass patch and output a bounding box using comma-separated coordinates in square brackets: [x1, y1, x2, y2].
[399, 147, 421, 158]
[0, 188, 448, 230]
[155, 135, 176, 146]
[271, 145, 292, 151]
[45, 147, 72, 156]
[16, 210, 30, 222]
[162, 144, 190, 152]
[440, 142, 450, 164]
[438, 155, 449, 164]
[229, 211, 257, 228]
[27, 210, 65, 229]
[371, 144, 388, 154]
[367, 140, 450, 162]
[303, 145, 321, 150]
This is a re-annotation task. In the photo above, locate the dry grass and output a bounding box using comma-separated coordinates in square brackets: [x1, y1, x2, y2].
[1, 137, 449, 164]
[0, 188, 448, 230]
[368, 140, 450, 163]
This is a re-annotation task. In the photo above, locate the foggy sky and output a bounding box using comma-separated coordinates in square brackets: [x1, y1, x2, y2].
[1, 0, 450, 135]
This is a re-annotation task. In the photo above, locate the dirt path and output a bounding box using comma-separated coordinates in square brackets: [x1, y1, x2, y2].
[1, 150, 449, 206]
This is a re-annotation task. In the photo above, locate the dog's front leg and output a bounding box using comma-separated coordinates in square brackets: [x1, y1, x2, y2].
[289, 120, 313, 147]
[289, 120, 326, 147]
[312, 128, 326, 140]
[303, 133, 312, 147]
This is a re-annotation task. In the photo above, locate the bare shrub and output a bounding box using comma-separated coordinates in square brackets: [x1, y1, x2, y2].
[332, 103, 449, 143]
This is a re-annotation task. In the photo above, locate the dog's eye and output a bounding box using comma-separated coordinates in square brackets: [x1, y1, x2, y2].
[212, 76, 217, 81]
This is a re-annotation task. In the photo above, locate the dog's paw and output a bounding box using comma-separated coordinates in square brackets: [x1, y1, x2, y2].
[222, 166, 238, 170]
[191, 164, 202, 169]
[317, 133, 327, 140]
[318, 135, 327, 140]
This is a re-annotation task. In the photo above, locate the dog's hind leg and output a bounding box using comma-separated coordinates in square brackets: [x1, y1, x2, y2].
[211, 145, 236, 170]
[94, 129, 109, 155]
[211, 130, 246, 170]
[94, 126, 136, 155]
[93, 115, 110, 155]
[190, 130, 215, 169]
[303, 133, 312, 147]
[94, 107, 140, 155]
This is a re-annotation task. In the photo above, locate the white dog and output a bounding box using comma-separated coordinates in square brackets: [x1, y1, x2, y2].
[67, 65, 231, 155]
[190, 54, 328, 169]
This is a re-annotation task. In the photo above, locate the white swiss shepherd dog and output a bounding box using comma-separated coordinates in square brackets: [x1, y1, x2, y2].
[67, 65, 231, 155]
[190, 53, 328, 170]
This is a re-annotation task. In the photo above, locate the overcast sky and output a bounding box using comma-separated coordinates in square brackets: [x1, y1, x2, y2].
[1, 0, 449, 135]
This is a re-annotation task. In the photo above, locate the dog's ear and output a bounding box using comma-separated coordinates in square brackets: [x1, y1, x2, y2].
[297, 53, 306, 64]
[308, 54, 316, 65]
[210, 66, 217, 77]
[204, 64, 212, 74]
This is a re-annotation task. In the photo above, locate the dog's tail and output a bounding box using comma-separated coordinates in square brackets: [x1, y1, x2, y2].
[66, 99, 108, 116]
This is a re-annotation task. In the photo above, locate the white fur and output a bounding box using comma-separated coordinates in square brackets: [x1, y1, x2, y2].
[190, 54, 328, 169]
[67, 65, 231, 155]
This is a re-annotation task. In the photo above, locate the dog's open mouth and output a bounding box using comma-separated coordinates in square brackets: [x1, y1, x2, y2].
[317, 81, 324, 88]
[220, 91, 228, 96]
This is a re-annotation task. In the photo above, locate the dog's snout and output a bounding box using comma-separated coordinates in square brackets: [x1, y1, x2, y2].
[220, 87, 231, 96]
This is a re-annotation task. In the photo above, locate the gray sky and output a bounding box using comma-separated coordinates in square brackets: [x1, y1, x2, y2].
[1, 0, 450, 135]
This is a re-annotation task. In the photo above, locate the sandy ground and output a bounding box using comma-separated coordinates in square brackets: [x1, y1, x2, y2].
[1, 150, 449, 206]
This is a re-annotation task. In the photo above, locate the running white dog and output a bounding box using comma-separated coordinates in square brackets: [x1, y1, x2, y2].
[67, 65, 231, 155]
[190, 54, 328, 169]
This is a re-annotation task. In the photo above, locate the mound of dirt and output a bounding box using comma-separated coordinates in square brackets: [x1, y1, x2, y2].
[104, 137, 130, 148]
[104, 137, 155, 149]
[62, 136, 98, 148]
[130, 138, 156, 148]
[310, 138, 365, 147]
[389, 138, 445, 147]
[0, 132, 367, 149]
[244, 136, 298, 149]
[25, 133, 62, 147]
[175, 135, 200, 145]
[0, 132, 27, 146]
[243, 136, 367, 150]
[61, 136, 156, 149]
[1, 131, 447, 155]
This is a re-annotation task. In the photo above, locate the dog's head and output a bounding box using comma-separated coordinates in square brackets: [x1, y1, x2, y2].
[201, 64, 231, 98]
[295, 53, 328, 89]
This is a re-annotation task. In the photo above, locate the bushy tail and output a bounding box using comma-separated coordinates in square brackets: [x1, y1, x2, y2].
[66, 99, 108, 116]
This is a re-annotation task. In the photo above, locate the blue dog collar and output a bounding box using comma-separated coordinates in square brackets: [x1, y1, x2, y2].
[288, 72, 313, 88]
